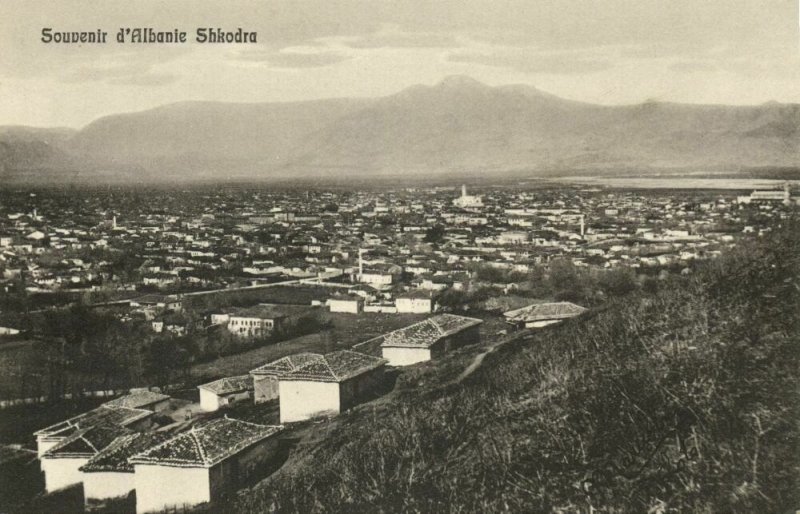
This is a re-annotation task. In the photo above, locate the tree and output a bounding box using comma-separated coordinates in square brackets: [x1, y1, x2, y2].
[597, 267, 638, 297]
[424, 225, 446, 244]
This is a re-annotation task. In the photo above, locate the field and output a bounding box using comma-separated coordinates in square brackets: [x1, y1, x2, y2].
[190, 312, 429, 382]
[184, 284, 338, 309]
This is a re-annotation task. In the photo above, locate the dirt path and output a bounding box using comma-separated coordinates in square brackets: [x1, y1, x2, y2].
[455, 330, 530, 383]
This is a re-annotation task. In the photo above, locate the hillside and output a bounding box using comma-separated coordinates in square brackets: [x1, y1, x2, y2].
[223, 220, 800, 513]
[0, 127, 76, 181]
[2, 76, 800, 183]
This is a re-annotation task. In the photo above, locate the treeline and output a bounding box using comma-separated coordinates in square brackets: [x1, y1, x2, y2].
[13, 306, 328, 399]
[228, 218, 800, 513]
[439, 260, 644, 311]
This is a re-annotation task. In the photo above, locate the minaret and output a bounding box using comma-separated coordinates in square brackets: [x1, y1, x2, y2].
[112, 215, 117, 229]
[461, 184, 467, 198]
[358, 248, 366, 276]
[580, 214, 585, 237]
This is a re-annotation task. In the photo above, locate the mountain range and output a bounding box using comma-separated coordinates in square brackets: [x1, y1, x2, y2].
[2, 75, 800, 184]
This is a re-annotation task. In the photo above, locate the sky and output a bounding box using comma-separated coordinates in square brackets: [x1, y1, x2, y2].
[1, 0, 798, 127]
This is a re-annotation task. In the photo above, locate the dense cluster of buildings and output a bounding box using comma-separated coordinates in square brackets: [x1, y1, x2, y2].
[1, 183, 792, 335]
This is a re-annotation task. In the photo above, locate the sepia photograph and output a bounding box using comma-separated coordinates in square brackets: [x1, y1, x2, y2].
[0, 1, 798, 512]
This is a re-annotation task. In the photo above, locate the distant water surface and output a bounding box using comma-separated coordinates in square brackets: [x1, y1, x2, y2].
[555, 177, 799, 190]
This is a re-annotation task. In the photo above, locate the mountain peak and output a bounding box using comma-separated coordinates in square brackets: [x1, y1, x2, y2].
[436, 75, 489, 89]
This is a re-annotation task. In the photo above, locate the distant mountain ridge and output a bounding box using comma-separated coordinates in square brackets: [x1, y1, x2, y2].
[3, 76, 800, 183]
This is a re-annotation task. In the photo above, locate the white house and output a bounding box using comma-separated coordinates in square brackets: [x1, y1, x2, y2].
[225, 304, 311, 338]
[198, 375, 254, 412]
[278, 350, 387, 423]
[34, 404, 153, 457]
[503, 301, 587, 328]
[368, 314, 482, 367]
[130, 418, 283, 514]
[395, 290, 436, 313]
[40, 423, 132, 493]
[80, 432, 170, 505]
[249, 353, 322, 404]
[327, 294, 363, 314]
[357, 270, 395, 286]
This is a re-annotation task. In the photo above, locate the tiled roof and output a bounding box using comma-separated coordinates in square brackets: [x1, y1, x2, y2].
[198, 375, 253, 395]
[80, 432, 171, 473]
[280, 350, 386, 382]
[503, 302, 587, 322]
[103, 391, 170, 409]
[34, 405, 153, 438]
[230, 303, 311, 320]
[249, 352, 323, 377]
[129, 418, 283, 468]
[374, 314, 483, 349]
[42, 422, 132, 459]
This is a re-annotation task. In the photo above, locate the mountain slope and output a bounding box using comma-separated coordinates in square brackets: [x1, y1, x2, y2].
[69, 98, 373, 178]
[2, 76, 800, 183]
[282, 77, 800, 175]
[0, 127, 76, 178]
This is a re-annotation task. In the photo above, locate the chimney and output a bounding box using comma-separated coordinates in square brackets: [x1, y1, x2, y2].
[112, 215, 117, 229]
[358, 248, 365, 276]
[580, 214, 585, 237]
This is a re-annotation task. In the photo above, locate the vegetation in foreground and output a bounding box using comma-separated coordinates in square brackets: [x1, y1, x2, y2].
[224, 220, 800, 513]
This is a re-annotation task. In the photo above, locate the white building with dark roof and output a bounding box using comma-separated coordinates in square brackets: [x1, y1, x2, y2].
[225, 303, 312, 338]
[130, 418, 283, 514]
[197, 375, 254, 412]
[40, 422, 133, 493]
[366, 314, 483, 367]
[249, 352, 323, 404]
[395, 290, 436, 313]
[34, 404, 153, 457]
[503, 301, 587, 328]
[80, 432, 170, 505]
[278, 350, 387, 423]
[327, 294, 364, 314]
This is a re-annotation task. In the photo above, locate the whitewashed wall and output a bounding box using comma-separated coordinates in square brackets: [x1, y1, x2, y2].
[382, 347, 432, 367]
[395, 298, 432, 313]
[41, 457, 88, 492]
[279, 380, 339, 422]
[329, 299, 361, 313]
[82, 470, 134, 501]
[199, 388, 222, 412]
[134, 464, 209, 514]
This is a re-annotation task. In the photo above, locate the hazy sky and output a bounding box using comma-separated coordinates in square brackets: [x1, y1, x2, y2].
[1, 0, 798, 127]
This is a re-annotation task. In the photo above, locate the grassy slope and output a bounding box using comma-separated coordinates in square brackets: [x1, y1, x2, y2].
[226, 221, 800, 513]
